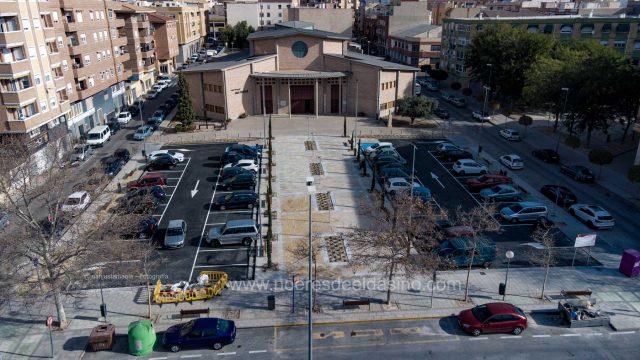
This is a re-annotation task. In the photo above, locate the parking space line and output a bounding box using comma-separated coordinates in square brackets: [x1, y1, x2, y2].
[180, 355, 202, 359]
[167, 177, 182, 180]
[499, 336, 521, 339]
[532, 335, 550, 338]
[249, 350, 268, 354]
[560, 334, 581, 337]
[153, 170, 185, 173]
[194, 264, 248, 268]
[189, 165, 223, 282]
[217, 353, 236, 356]
[155, 158, 190, 226]
[468, 337, 488, 341]
[611, 331, 635, 335]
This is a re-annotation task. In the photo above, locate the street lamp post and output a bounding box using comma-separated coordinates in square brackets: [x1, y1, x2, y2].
[409, 143, 417, 226]
[555, 88, 569, 153]
[306, 177, 315, 360]
[503, 250, 514, 301]
[479, 63, 492, 154]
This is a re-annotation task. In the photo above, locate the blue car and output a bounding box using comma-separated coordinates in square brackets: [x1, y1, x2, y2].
[150, 110, 165, 123]
[133, 125, 153, 140]
[406, 186, 432, 202]
[163, 318, 236, 352]
[225, 143, 261, 157]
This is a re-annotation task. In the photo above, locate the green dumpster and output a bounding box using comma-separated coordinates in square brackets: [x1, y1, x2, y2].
[127, 320, 156, 356]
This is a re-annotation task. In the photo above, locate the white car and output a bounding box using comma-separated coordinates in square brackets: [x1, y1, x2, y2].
[384, 177, 420, 194]
[436, 142, 460, 153]
[116, 111, 132, 124]
[364, 142, 394, 156]
[146, 89, 159, 99]
[148, 150, 185, 162]
[61, 191, 91, 215]
[223, 159, 258, 173]
[452, 159, 487, 175]
[472, 110, 491, 122]
[152, 84, 165, 93]
[569, 204, 615, 229]
[499, 154, 524, 170]
[499, 128, 521, 141]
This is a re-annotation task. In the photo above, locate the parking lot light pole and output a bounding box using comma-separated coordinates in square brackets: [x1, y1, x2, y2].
[479, 85, 490, 154]
[306, 177, 316, 360]
[409, 143, 417, 226]
[503, 250, 514, 301]
[555, 88, 570, 153]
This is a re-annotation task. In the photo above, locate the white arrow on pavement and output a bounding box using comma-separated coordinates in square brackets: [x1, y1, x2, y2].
[431, 172, 445, 189]
[191, 180, 200, 198]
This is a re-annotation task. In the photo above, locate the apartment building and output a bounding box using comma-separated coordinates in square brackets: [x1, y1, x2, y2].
[284, 7, 353, 37]
[152, 2, 206, 64]
[207, 3, 226, 40]
[149, 13, 179, 75]
[388, 24, 442, 67]
[226, 0, 299, 30]
[441, 13, 640, 86]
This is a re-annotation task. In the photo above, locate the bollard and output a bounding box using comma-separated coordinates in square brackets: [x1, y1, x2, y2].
[267, 295, 275, 310]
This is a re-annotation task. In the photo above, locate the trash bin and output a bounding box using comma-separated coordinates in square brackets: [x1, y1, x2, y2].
[619, 249, 640, 278]
[88, 324, 116, 352]
[267, 295, 275, 310]
[498, 283, 506, 296]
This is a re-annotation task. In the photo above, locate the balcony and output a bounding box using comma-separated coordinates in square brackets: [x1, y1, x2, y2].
[0, 30, 23, 45]
[116, 52, 130, 63]
[72, 64, 91, 79]
[42, 27, 56, 40]
[112, 36, 127, 47]
[141, 48, 155, 58]
[137, 21, 150, 29]
[0, 59, 31, 75]
[112, 18, 125, 28]
[2, 86, 38, 106]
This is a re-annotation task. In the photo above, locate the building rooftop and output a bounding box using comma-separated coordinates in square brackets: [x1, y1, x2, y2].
[251, 70, 351, 79]
[181, 53, 276, 72]
[247, 27, 350, 41]
[390, 23, 442, 39]
[326, 52, 418, 71]
[447, 13, 640, 21]
[276, 21, 315, 29]
[148, 13, 176, 23]
[115, 4, 156, 13]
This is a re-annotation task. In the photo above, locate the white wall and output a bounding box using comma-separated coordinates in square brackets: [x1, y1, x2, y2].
[227, 3, 260, 30]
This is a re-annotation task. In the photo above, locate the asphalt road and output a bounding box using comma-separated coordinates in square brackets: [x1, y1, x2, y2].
[433, 93, 640, 255]
[79, 317, 639, 360]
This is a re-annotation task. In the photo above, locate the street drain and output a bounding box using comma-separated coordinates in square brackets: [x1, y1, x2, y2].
[310, 163, 324, 176]
[305, 141, 317, 151]
[316, 192, 333, 211]
[326, 236, 348, 263]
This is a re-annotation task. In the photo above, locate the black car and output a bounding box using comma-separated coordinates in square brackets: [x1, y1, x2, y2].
[440, 149, 473, 162]
[114, 148, 131, 164]
[146, 119, 160, 131]
[221, 173, 256, 191]
[212, 191, 258, 210]
[101, 156, 123, 177]
[373, 154, 406, 165]
[164, 99, 176, 110]
[560, 165, 595, 182]
[221, 151, 250, 166]
[225, 144, 260, 157]
[220, 166, 252, 181]
[39, 218, 70, 237]
[145, 157, 177, 171]
[434, 108, 450, 119]
[377, 167, 411, 184]
[170, 93, 178, 101]
[127, 185, 167, 201]
[376, 161, 409, 173]
[540, 185, 578, 207]
[157, 105, 169, 116]
[106, 120, 121, 134]
[128, 105, 141, 117]
[532, 149, 560, 163]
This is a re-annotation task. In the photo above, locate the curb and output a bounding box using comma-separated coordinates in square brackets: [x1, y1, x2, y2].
[238, 314, 454, 329]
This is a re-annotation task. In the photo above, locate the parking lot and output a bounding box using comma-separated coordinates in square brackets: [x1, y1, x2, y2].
[374, 139, 597, 269]
[125, 143, 261, 284]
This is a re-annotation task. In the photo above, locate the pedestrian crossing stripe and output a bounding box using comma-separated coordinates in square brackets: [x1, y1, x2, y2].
[390, 327, 423, 335]
[314, 331, 345, 340]
[350, 329, 384, 337]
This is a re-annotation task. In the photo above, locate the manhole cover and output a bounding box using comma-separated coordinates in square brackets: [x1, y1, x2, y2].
[305, 141, 317, 151]
[310, 163, 324, 176]
[326, 236, 348, 262]
[316, 192, 333, 211]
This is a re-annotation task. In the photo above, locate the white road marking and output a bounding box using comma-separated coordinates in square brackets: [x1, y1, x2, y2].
[500, 336, 521, 339]
[611, 331, 635, 335]
[149, 357, 168, 360]
[468, 337, 488, 341]
[167, 177, 182, 180]
[191, 179, 200, 197]
[586, 333, 603, 336]
[189, 165, 223, 282]
[153, 170, 185, 173]
[217, 352, 237, 356]
[180, 355, 202, 358]
[249, 350, 268, 354]
[205, 222, 227, 226]
[532, 335, 551, 338]
[561, 334, 581, 337]
[155, 158, 191, 227]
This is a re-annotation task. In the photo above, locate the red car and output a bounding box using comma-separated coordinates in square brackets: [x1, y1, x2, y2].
[127, 173, 168, 189]
[466, 174, 512, 192]
[458, 303, 528, 337]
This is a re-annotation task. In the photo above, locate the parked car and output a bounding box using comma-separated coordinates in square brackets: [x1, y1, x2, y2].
[117, 195, 159, 214]
[466, 174, 512, 192]
[163, 318, 236, 352]
[223, 159, 258, 173]
[452, 159, 487, 175]
[133, 125, 153, 140]
[128, 105, 141, 117]
[472, 110, 491, 122]
[127, 185, 167, 201]
[106, 120, 121, 135]
[39, 218, 70, 237]
[363, 142, 394, 156]
[120, 217, 157, 239]
[560, 165, 595, 182]
[156, 105, 169, 117]
[437, 237, 496, 267]
[569, 204, 614, 229]
[206, 219, 258, 247]
[220, 167, 252, 181]
[377, 161, 411, 174]
[441, 93, 456, 102]
[500, 202, 548, 223]
[378, 167, 411, 184]
[499, 129, 520, 141]
[225, 144, 261, 157]
[146, 89, 160, 99]
[170, 93, 178, 102]
[212, 191, 259, 210]
[540, 185, 577, 207]
[114, 148, 131, 164]
[221, 151, 250, 166]
[145, 156, 177, 171]
[406, 186, 432, 202]
[164, 98, 176, 110]
[72, 144, 93, 162]
[373, 154, 407, 166]
[425, 82, 438, 92]
[370, 147, 402, 160]
[499, 154, 524, 170]
[101, 156, 123, 177]
[441, 149, 474, 162]
[479, 184, 521, 202]
[150, 110, 165, 123]
[164, 219, 187, 248]
[458, 303, 528, 337]
[221, 173, 256, 191]
[433, 108, 450, 119]
[450, 97, 466, 107]
[435, 142, 460, 154]
[61, 191, 91, 215]
[117, 111, 132, 124]
[532, 149, 560, 163]
[152, 84, 165, 93]
[384, 177, 420, 194]
[127, 173, 168, 189]
[149, 150, 185, 162]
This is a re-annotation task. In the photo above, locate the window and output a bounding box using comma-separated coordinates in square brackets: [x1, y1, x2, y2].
[84, 55, 91, 65]
[431, 45, 441, 51]
[45, 72, 51, 83]
[39, 46, 46, 56]
[278, 4, 282, 9]
[634, 41, 640, 50]
[62, 60, 68, 71]
[96, 52, 102, 61]
[17, 103, 37, 119]
[75, 10, 83, 23]
[560, 24, 573, 34]
[291, 41, 308, 58]
[93, 32, 97, 42]
[581, 25, 594, 34]
[616, 23, 630, 33]
[29, 47, 36, 58]
[80, 33, 87, 44]
[527, 25, 538, 33]
[40, 100, 48, 112]
[543, 24, 554, 34]
[108, 9, 113, 19]
[600, 40, 609, 46]
[34, 73, 41, 85]
[601, 23, 611, 33]
[52, 11, 59, 23]
[614, 40, 626, 50]
[50, 96, 57, 108]
[22, 18, 30, 30]
[33, 18, 41, 29]
[57, 36, 64, 47]
[89, 11, 94, 21]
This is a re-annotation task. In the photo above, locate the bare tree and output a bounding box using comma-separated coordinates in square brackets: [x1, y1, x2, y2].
[527, 225, 560, 299]
[287, 236, 326, 310]
[0, 137, 138, 328]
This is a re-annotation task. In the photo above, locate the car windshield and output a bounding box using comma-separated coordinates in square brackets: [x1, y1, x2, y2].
[476, 176, 487, 182]
[599, 215, 613, 221]
[471, 305, 491, 322]
[136, 129, 144, 134]
[217, 319, 230, 333]
[65, 198, 80, 205]
[514, 306, 526, 318]
[180, 320, 194, 337]
[118, 113, 128, 118]
[512, 131, 520, 135]
[87, 133, 101, 140]
[513, 159, 523, 164]
[167, 151, 176, 156]
[167, 227, 183, 236]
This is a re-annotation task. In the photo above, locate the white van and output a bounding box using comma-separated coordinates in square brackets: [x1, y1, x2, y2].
[86, 125, 111, 147]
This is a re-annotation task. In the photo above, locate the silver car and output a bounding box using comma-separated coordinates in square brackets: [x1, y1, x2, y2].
[206, 219, 258, 247]
[164, 219, 187, 248]
[500, 202, 548, 223]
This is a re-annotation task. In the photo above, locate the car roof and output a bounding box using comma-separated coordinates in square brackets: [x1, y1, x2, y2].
[226, 219, 256, 227]
[496, 184, 515, 190]
[68, 191, 88, 198]
[485, 302, 516, 315]
[142, 172, 165, 179]
[231, 190, 256, 196]
[167, 219, 184, 228]
[517, 201, 545, 207]
[388, 177, 408, 182]
[457, 159, 476, 164]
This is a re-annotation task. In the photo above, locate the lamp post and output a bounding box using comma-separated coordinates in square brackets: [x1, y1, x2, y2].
[555, 88, 569, 153]
[479, 63, 492, 154]
[367, 41, 370, 56]
[139, 98, 146, 160]
[503, 250, 514, 301]
[306, 177, 316, 360]
[409, 143, 417, 226]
